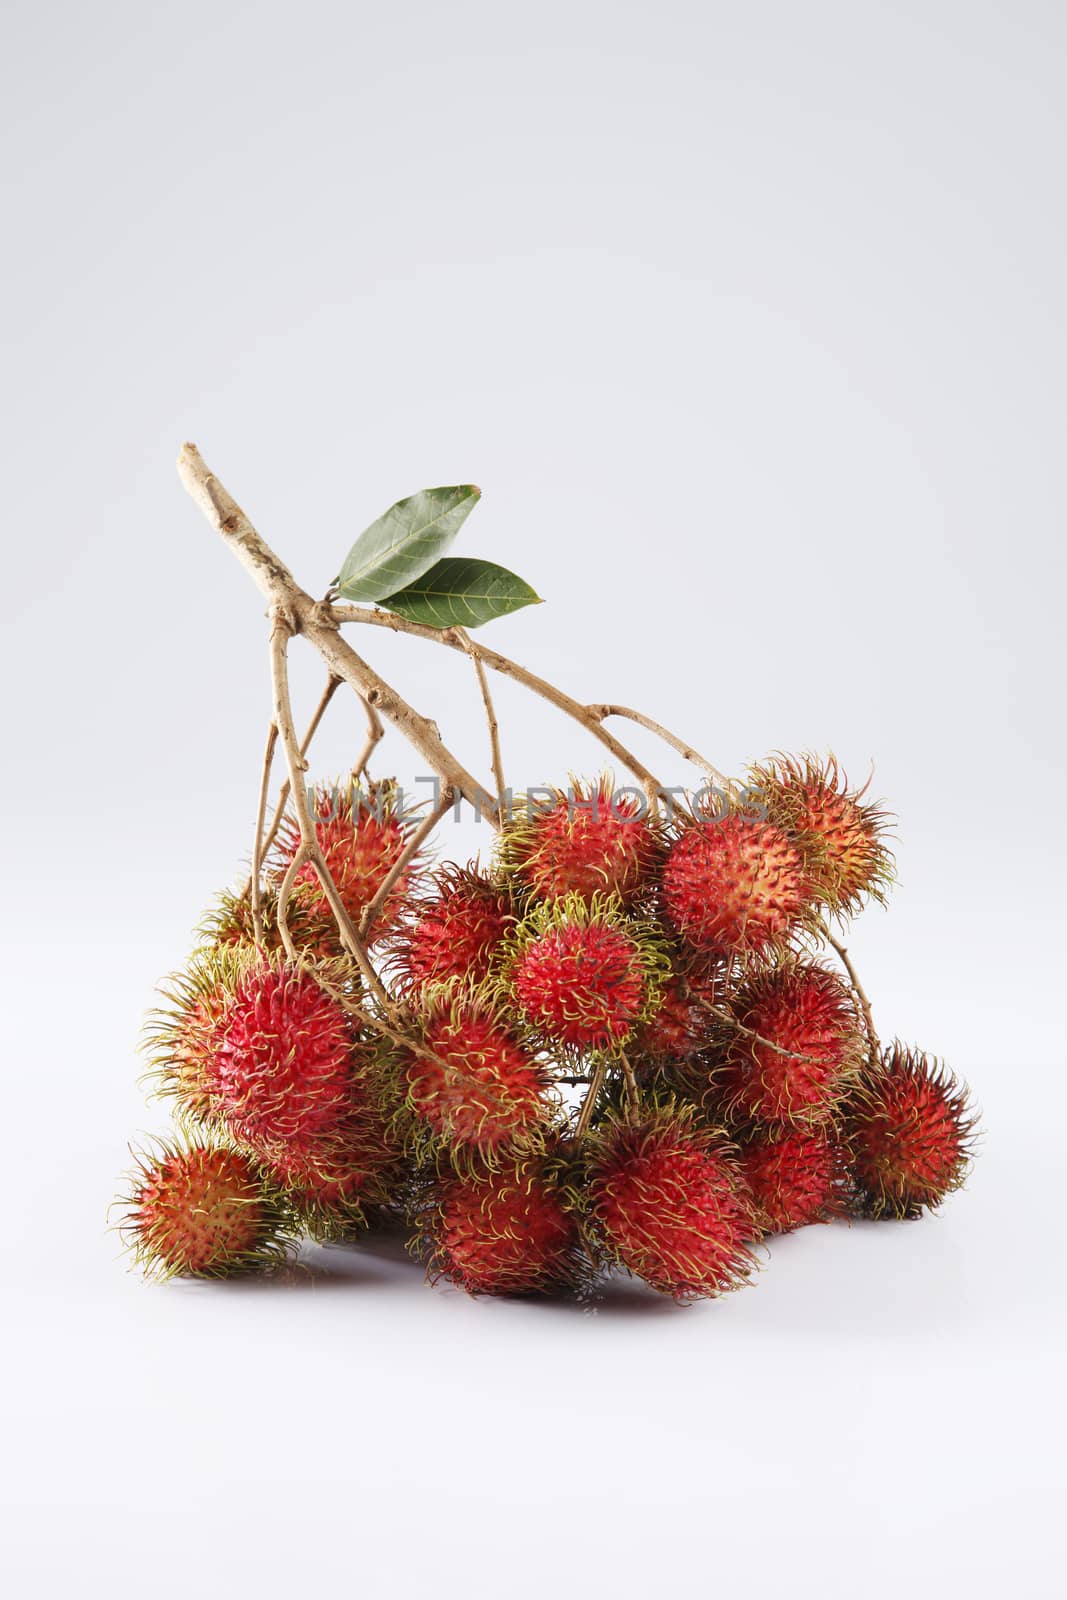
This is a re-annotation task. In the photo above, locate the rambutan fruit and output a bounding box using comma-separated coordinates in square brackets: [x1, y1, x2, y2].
[748, 753, 894, 914]
[402, 987, 553, 1157]
[844, 1043, 977, 1219]
[258, 1103, 405, 1238]
[504, 894, 668, 1053]
[144, 949, 242, 1122]
[632, 973, 714, 1063]
[275, 780, 422, 940]
[148, 950, 366, 1153]
[389, 865, 512, 993]
[117, 1136, 290, 1279]
[662, 813, 812, 958]
[422, 1158, 583, 1296]
[204, 956, 364, 1151]
[720, 961, 862, 1127]
[739, 1127, 843, 1234]
[198, 884, 343, 962]
[586, 1104, 757, 1300]
[498, 776, 660, 904]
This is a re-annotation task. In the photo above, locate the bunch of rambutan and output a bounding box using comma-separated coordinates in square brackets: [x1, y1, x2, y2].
[123, 452, 981, 1307]
[116, 755, 977, 1303]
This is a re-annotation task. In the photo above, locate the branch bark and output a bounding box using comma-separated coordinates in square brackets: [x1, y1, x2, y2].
[178, 443, 489, 812]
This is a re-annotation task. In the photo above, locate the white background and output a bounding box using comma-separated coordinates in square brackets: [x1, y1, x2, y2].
[2, 3, 1064, 1595]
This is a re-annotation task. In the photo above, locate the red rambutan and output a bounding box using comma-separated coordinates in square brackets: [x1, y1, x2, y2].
[739, 1127, 843, 1233]
[404, 988, 553, 1155]
[844, 1043, 977, 1218]
[720, 961, 862, 1127]
[275, 780, 421, 940]
[198, 884, 343, 962]
[586, 1105, 757, 1300]
[258, 1102, 404, 1237]
[505, 894, 667, 1053]
[748, 754, 893, 914]
[424, 1159, 582, 1295]
[632, 973, 714, 1063]
[152, 951, 365, 1155]
[390, 864, 512, 993]
[118, 1137, 290, 1279]
[206, 958, 363, 1150]
[144, 950, 241, 1121]
[499, 776, 659, 904]
[662, 813, 811, 958]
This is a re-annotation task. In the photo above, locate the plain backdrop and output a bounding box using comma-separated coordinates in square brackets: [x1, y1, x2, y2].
[2, 3, 1064, 1596]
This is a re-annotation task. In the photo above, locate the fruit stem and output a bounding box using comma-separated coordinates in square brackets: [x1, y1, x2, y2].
[823, 928, 880, 1058]
[239, 671, 343, 902]
[350, 689, 384, 783]
[586, 703, 732, 791]
[357, 787, 455, 940]
[695, 997, 821, 1064]
[267, 612, 395, 1016]
[250, 720, 278, 944]
[619, 1050, 640, 1113]
[574, 1059, 609, 1140]
[275, 838, 310, 959]
[457, 628, 507, 825]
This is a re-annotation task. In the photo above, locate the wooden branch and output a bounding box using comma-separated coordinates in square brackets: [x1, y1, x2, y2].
[328, 603, 665, 803]
[250, 721, 278, 944]
[587, 703, 731, 787]
[240, 671, 343, 901]
[457, 630, 506, 824]
[178, 444, 489, 813]
[574, 1059, 609, 1139]
[823, 928, 880, 1057]
[267, 614, 394, 1014]
[619, 1049, 640, 1113]
[275, 839, 310, 962]
[358, 788, 455, 940]
[351, 692, 384, 783]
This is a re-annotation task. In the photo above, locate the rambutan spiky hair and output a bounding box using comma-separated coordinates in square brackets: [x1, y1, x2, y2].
[747, 753, 894, 916]
[501, 892, 670, 1055]
[115, 1134, 293, 1280]
[145, 948, 370, 1154]
[661, 811, 815, 959]
[273, 778, 427, 940]
[496, 774, 662, 905]
[143, 944, 247, 1121]
[843, 1043, 978, 1219]
[386, 863, 514, 994]
[393, 983, 557, 1163]
[257, 1103, 406, 1240]
[585, 1101, 759, 1301]
[631, 960, 723, 1065]
[715, 959, 864, 1129]
[416, 1154, 587, 1297]
[197, 884, 343, 963]
[738, 1127, 846, 1234]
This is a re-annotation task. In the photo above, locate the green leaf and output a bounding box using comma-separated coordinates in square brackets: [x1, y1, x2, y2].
[379, 557, 542, 629]
[335, 485, 481, 602]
